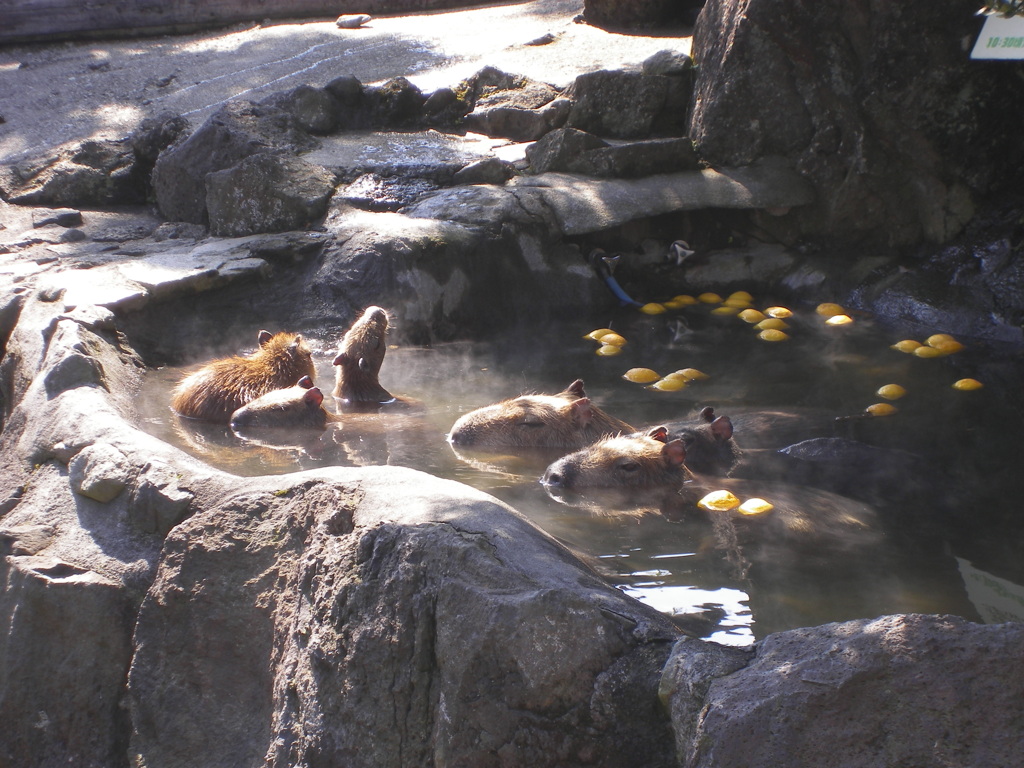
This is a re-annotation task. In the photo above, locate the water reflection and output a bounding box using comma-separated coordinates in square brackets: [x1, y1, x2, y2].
[136, 308, 1024, 645]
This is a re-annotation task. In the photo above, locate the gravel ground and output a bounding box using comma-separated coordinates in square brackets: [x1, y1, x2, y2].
[0, 0, 691, 164]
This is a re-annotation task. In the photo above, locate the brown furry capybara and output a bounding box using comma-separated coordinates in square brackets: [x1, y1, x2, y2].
[332, 306, 401, 412]
[448, 379, 635, 450]
[662, 406, 741, 476]
[542, 426, 693, 489]
[229, 375, 339, 431]
[171, 330, 316, 422]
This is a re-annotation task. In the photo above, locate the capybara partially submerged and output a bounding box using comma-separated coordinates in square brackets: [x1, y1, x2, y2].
[542, 426, 694, 489]
[448, 379, 635, 450]
[333, 306, 400, 412]
[171, 330, 316, 422]
[664, 406, 741, 476]
[229, 376, 339, 431]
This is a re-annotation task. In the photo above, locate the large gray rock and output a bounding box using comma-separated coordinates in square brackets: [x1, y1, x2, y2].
[0, 139, 145, 207]
[527, 128, 700, 178]
[152, 101, 318, 224]
[661, 614, 1024, 768]
[205, 153, 337, 237]
[566, 69, 690, 138]
[127, 467, 680, 768]
[689, 0, 1024, 247]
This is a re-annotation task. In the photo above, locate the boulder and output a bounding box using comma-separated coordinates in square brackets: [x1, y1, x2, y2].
[526, 127, 610, 174]
[205, 153, 337, 237]
[452, 157, 516, 185]
[689, 0, 1024, 247]
[127, 467, 681, 768]
[527, 128, 700, 178]
[566, 69, 690, 138]
[363, 76, 426, 128]
[152, 100, 318, 225]
[261, 84, 343, 135]
[0, 138, 145, 207]
[338, 172, 438, 211]
[584, 0, 706, 30]
[661, 615, 1024, 768]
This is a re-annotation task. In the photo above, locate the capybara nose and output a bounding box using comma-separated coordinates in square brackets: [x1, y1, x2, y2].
[541, 468, 564, 487]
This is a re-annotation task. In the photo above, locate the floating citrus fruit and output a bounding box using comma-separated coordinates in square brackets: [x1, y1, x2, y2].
[698, 292, 723, 304]
[912, 345, 943, 358]
[926, 333, 956, 347]
[596, 344, 623, 356]
[866, 402, 897, 416]
[738, 308, 767, 324]
[825, 314, 854, 326]
[711, 305, 741, 316]
[623, 368, 661, 384]
[891, 339, 922, 353]
[953, 378, 983, 391]
[930, 338, 964, 354]
[723, 297, 753, 309]
[728, 290, 754, 303]
[816, 302, 845, 317]
[756, 318, 789, 331]
[876, 384, 907, 400]
[670, 295, 698, 306]
[698, 490, 741, 511]
[738, 498, 774, 516]
[640, 302, 667, 315]
[648, 375, 688, 392]
[585, 328, 615, 340]
[598, 332, 627, 346]
[758, 329, 789, 342]
[674, 368, 709, 381]
[764, 306, 793, 318]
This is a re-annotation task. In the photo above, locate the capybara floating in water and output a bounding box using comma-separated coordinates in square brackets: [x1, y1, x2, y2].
[542, 425, 694, 489]
[448, 379, 635, 450]
[171, 330, 316, 422]
[229, 375, 339, 431]
[332, 306, 406, 412]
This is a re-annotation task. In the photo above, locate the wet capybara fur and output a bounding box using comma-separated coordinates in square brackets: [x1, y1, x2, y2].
[230, 375, 339, 431]
[664, 406, 742, 476]
[542, 426, 694, 489]
[333, 306, 399, 411]
[448, 379, 636, 450]
[171, 330, 316, 422]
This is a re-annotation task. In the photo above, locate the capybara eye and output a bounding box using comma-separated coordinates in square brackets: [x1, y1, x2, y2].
[521, 420, 546, 428]
[619, 461, 640, 473]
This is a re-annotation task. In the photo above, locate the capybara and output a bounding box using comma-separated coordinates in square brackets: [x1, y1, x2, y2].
[663, 406, 741, 476]
[542, 426, 694, 489]
[448, 379, 635, 450]
[333, 306, 401, 411]
[229, 376, 339, 431]
[171, 330, 316, 422]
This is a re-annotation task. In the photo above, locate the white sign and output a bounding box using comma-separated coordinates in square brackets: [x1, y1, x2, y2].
[971, 13, 1024, 59]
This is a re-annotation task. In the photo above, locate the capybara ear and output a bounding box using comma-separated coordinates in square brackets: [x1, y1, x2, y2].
[570, 397, 594, 427]
[564, 379, 587, 399]
[710, 415, 733, 441]
[699, 406, 716, 423]
[662, 439, 687, 467]
[297, 375, 314, 388]
[332, 351, 347, 366]
[303, 387, 324, 407]
[290, 334, 304, 350]
[258, 330, 274, 346]
[646, 425, 670, 442]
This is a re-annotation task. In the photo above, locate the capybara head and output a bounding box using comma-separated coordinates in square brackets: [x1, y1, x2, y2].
[670, 406, 741, 476]
[333, 306, 395, 407]
[170, 330, 317, 422]
[448, 379, 636, 449]
[542, 426, 692, 489]
[229, 375, 335, 431]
